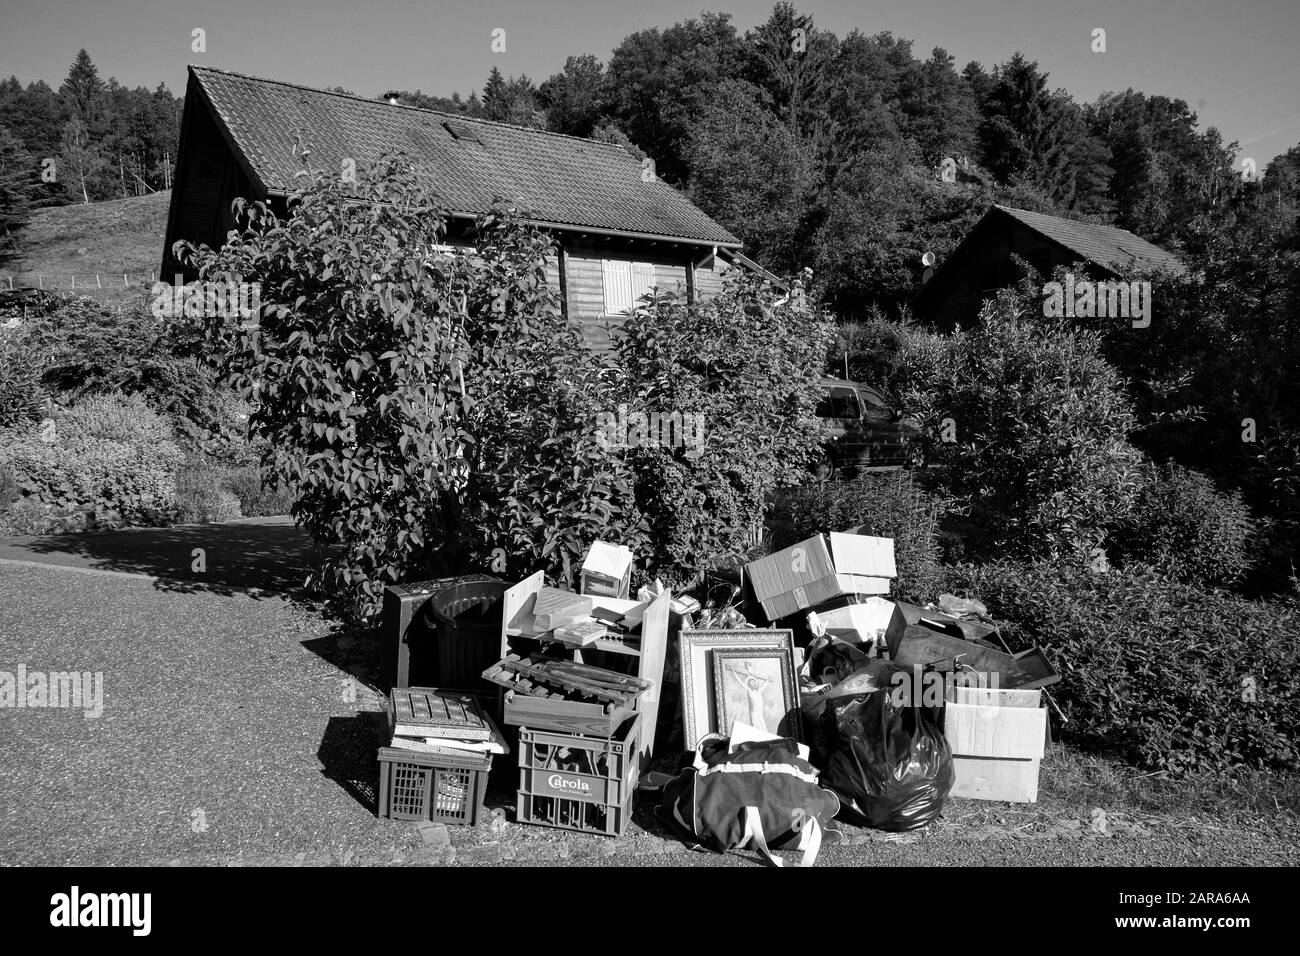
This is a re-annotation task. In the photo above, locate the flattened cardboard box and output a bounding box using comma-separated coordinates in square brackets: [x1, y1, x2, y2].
[746, 533, 894, 621]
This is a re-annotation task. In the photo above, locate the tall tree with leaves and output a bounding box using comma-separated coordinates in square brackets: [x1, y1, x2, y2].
[539, 54, 605, 136]
[686, 79, 817, 273]
[58, 117, 105, 204]
[978, 54, 1112, 214]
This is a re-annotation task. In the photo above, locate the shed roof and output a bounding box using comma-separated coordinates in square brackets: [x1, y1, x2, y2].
[993, 204, 1183, 274]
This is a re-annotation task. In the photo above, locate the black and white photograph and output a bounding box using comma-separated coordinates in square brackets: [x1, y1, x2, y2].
[0, 0, 1294, 928]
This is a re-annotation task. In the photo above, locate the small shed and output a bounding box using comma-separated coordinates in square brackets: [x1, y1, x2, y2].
[911, 204, 1183, 328]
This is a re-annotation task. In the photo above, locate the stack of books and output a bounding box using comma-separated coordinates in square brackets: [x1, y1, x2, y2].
[387, 686, 507, 758]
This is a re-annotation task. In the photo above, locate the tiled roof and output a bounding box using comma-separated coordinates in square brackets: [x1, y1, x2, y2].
[189, 66, 741, 246]
[996, 205, 1183, 274]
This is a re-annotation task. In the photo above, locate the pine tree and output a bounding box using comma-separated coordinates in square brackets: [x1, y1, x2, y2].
[60, 49, 105, 127]
[0, 125, 35, 262]
[482, 67, 508, 121]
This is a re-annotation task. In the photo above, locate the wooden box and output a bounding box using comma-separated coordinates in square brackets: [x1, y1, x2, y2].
[504, 692, 635, 737]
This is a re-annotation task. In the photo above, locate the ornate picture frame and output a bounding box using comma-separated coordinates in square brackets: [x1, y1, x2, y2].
[678, 628, 797, 751]
[711, 647, 800, 741]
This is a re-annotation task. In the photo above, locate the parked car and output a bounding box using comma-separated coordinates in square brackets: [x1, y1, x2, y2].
[813, 377, 927, 476]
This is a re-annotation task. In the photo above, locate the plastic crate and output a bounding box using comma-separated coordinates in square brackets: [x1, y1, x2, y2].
[378, 746, 492, 826]
[515, 713, 640, 837]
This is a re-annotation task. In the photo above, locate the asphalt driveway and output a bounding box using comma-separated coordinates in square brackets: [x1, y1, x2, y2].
[1, 524, 1296, 867]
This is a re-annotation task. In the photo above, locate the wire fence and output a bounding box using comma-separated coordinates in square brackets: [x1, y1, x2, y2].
[0, 271, 158, 292]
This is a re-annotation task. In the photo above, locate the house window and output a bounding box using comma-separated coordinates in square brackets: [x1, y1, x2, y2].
[602, 259, 655, 314]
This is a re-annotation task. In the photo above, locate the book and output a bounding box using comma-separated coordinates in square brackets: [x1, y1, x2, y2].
[390, 734, 507, 757]
[551, 619, 607, 647]
[389, 687, 494, 741]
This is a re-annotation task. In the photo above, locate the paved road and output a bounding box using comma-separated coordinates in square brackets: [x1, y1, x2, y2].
[1, 538, 1296, 867]
[0, 515, 322, 595]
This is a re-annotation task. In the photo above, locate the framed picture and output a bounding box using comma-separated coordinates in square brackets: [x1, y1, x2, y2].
[679, 628, 798, 751]
[711, 648, 800, 741]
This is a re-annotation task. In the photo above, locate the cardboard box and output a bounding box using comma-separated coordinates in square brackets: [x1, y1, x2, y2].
[745, 533, 894, 621]
[812, 597, 906, 650]
[580, 541, 634, 599]
[945, 699, 1046, 803]
[950, 756, 1041, 803]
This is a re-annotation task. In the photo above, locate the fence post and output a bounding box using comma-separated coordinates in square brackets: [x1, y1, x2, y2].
[38, 275, 42, 289]
[97, 274, 102, 289]
[123, 273, 128, 287]
[71, 275, 75, 290]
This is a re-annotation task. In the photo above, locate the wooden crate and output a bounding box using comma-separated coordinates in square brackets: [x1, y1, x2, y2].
[505, 693, 634, 737]
[515, 715, 639, 837]
[377, 746, 492, 826]
[498, 572, 670, 772]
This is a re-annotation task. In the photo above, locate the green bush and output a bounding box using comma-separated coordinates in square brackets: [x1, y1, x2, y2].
[1115, 462, 1256, 586]
[0, 325, 46, 427]
[15, 294, 252, 460]
[219, 464, 295, 518]
[174, 458, 243, 524]
[612, 276, 832, 586]
[178, 157, 648, 615]
[0, 392, 182, 528]
[770, 472, 950, 602]
[915, 277, 1147, 561]
[939, 559, 1300, 774]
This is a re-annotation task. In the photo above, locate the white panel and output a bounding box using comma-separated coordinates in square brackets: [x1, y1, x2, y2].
[631, 261, 656, 306]
[602, 259, 633, 314]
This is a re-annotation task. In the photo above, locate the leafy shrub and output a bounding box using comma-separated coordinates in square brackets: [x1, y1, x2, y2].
[178, 157, 647, 615]
[0, 392, 182, 528]
[219, 464, 295, 518]
[453, 208, 646, 588]
[612, 275, 832, 585]
[770, 472, 950, 602]
[939, 559, 1300, 774]
[16, 294, 251, 459]
[0, 325, 46, 427]
[1115, 462, 1255, 586]
[175, 157, 473, 614]
[915, 278, 1147, 560]
[174, 458, 244, 524]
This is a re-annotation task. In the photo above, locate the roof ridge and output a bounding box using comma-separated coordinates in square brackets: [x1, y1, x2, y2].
[188, 64, 629, 152]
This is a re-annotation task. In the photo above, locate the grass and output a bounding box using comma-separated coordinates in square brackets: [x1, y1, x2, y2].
[3, 191, 170, 286]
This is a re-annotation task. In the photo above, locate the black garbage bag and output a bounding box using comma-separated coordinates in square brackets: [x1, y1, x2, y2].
[818, 688, 954, 832]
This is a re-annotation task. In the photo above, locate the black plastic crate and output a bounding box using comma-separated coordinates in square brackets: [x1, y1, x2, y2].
[378, 745, 492, 826]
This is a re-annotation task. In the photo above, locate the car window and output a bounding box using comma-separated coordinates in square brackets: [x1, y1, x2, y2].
[816, 388, 860, 419]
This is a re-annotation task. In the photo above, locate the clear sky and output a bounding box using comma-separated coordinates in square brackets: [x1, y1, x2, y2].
[1, 0, 1297, 166]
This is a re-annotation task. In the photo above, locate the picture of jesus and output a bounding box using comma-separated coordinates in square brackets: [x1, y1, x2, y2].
[710, 649, 798, 739]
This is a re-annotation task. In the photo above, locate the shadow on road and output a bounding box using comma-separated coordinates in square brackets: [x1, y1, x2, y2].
[0, 516, 331, 599]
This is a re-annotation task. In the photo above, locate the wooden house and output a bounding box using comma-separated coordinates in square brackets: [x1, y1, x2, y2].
[161, 66, 765, 350]
[911, 204, 1183, 328]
